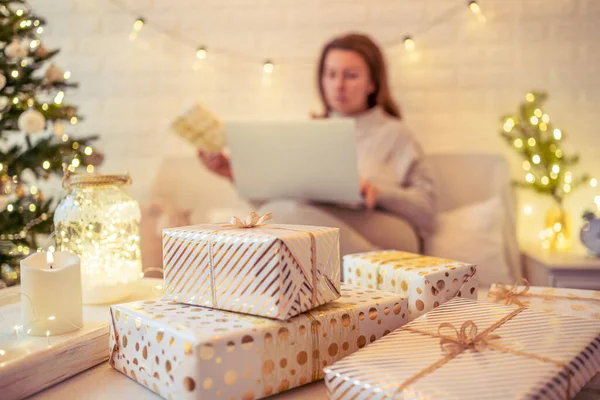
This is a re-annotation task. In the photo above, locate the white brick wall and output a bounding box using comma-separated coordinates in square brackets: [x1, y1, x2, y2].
[29, 0, 600, 243]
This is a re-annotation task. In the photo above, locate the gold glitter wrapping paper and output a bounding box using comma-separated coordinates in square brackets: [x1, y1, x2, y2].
[324, 297, 600, 400]
[170, 104, 225, 153]
[109, 284, 408, 400]
[343, 250, 477, 321]
[162, 224, 340, 320]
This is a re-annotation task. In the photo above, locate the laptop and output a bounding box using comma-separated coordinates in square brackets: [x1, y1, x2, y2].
[224, 119, 363, 206]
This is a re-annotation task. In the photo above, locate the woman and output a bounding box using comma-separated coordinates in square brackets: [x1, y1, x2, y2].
[199, 33, 436, 256]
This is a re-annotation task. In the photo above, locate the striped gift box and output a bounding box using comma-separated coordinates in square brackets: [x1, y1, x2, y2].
[324, 297, 600, 399]
[162, 223, 340, 319]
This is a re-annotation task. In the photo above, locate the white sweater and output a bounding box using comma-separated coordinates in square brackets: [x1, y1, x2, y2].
[341, 106, 437, 237]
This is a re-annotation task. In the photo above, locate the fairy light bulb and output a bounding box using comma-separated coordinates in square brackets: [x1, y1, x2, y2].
[54, 91, 65, 105]
[29, 203, 36, 212]
[539, 122, 547, 131]
[541, 114, 550, 124]
[70, 116, 78, 124]
[403, 36, 415, 51]
[527, 138, 536, 147]
[553, 129, 562, 140]
[129, 18, 145, 40]
[11, 70, 19, 78]
[555, 149, 563, 158]
[196, 47, 207, 59]
[64, 71, 71, 80]
[534, 109, 542, 118]
[526, 93, 535, 102]
[513, 138, 523, 148]
[71, 158, 80, 168]
[532, 154, 541, 164]
[42, 160, 50, 170]
[29, 39, 40, 49]
[86, 165, 94, 173]
[469, 1, 481, 14]
[503, 118, 515, 132]
[530, 116, 539, 125]
[12, 97, 18, 105]
[16, 9, 23, 16]
[263, 60, 274, 74]
[523, 205, 533, 215]
[525, 173, 535, 183]
[551, 164, 560, 174]
[541, 176, 549, 185]
[522, 161, 531, 171]
[36, 27, 43, 34]
[563, 184, 571, 193]
[591, 178, 598, 188]
[564, 171, 572, 183]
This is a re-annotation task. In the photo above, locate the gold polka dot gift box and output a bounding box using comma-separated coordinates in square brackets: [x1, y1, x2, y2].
[324, 297, 600, 400]
[109, 283, 409, 400]
[162, 214, 341, 319]
[343, 250, 477, 321]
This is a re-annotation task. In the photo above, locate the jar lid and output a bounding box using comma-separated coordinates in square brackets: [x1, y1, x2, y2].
[62, 165, 132, 190]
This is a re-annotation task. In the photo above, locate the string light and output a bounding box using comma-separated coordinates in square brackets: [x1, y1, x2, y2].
[42, 160, 50, 170]
[84, 146, 93, 156]
[525, 173, 535, 183]
[513, 138, 523, 148]
[540, 176, 549, 185]
[553, 222, 562, 232]
[565, 172, 572, 183]
[29, 204, 36, 212]
[564, 184, 571, 193]
[62, 134, 69, 142]
[71, 158, 80, 168]
[553, 129, 562, 140]
[551, 165, 560, 174]
[64, 71, 71, 80]
[16, 9, 23, 16]
[532, 154, 541, 164]
[129, 17, 145, 40]
[591, 178, 598, 188]
[530, 116, 539, 125]
[527, 138, 536, 147]
[29, 39, 40, 49]
[70, 116, 78, 124]
[526, 93, 535, 102]
[503, 118, 515, 132]
[86, 165, 94, 173]
[11, 70, 19, 78]
[34, 20, 40, 27]
[534, 109, 542, 118]
[555, 149, 563, 158]
[403, 36, 415, 51]
[539, 122, 547, 131]
[523, 205, 533, 215]
[196, 47, 207, 59]
[7, 204, 14, 212]
[263, 60, 274, 74]
[54, 91, 65, 105]
[72, 142, 79, 150]
[542, 114, 550, 123]
[30, 186, 38, 195]
[595, 196, 600, 206]
[42, 103, 49, 111]
[12, 97, 18, 104]
[37, 27, 43, 34]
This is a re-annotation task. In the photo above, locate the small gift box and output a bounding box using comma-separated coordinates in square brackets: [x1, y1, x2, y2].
[488, 279, 600, 320]
[162, 212, 341, 320]
[343, 250, 477, 320]
[109, 284, 409, 400]
[324, 297, 600, 399]
[170, 103, 225, 153]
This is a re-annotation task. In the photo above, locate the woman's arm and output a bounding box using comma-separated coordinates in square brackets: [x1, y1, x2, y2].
[374, 153, 437, 237]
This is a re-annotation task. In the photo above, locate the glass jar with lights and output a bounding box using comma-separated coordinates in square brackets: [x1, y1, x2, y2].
[54, 168, 141, 304]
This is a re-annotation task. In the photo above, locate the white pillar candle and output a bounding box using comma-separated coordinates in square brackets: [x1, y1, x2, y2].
[20, 251, 83, 336]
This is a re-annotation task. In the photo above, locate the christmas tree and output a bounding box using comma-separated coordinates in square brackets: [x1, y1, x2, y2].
[500, 91, 590, 250]
[0, 0, 102, 285]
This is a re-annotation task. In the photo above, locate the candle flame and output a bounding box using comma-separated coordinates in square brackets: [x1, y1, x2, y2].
[47, 251, 54, 267]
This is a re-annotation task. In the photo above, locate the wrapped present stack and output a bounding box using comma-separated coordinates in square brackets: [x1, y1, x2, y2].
[343, 250, 478, 320]
[108, 213, 412, 399]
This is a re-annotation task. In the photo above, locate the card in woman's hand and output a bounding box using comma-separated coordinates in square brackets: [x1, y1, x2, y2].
[170, 103, 226, 153]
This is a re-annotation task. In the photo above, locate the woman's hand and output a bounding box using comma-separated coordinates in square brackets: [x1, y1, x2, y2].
[359, 177, 379, 210]
[198, 151, 233, 181]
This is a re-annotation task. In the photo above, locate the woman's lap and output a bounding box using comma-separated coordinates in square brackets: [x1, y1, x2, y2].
[257, 200, 419, 255]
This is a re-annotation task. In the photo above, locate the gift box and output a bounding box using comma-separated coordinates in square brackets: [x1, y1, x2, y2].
[170, 103, 225, 152]
[488, 279, 600, 321]
[324, 297, 600, 399]
[343, 250, 477, 320]
[162, 213, 340, 319]
[109, 284, 408, 400]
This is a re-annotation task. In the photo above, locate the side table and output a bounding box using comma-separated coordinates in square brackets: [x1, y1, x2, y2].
[522, 243, 600, 290]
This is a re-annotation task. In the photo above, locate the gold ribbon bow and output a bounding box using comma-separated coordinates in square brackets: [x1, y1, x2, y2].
[488, 278, 530, 306]
[224, 211, 273, 228]
[438, 321, 500, 355]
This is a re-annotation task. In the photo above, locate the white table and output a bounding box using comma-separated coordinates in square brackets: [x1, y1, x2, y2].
[522, 242, 600, 290]
[8, 284, 596, 400]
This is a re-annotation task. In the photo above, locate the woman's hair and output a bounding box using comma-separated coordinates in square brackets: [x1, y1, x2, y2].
[316, 33, 401, 119]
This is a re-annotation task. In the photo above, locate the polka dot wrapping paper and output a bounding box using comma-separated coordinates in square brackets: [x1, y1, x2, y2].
[109, 283, 408, 400]
[162, 224, 341, 320]
[343, 250, 478, 321]
[324, 297, 600, 399]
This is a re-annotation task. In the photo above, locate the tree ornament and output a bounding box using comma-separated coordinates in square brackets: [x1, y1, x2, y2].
[45, 64, 64, 84]
[18, 108, 46, 134]
[5, 40, 28, 59]
[0, 73, 6, 90]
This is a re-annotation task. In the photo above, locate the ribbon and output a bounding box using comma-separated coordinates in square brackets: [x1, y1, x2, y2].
[397, 307, 575, 400]
[488, 278, 600, 306]
[207, 212, 323, 313]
